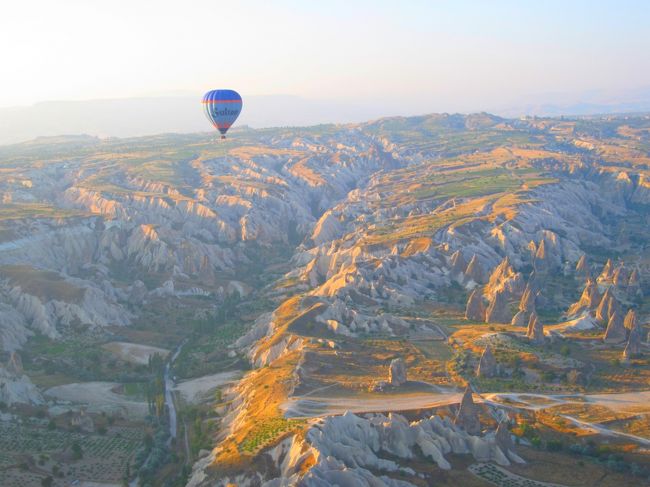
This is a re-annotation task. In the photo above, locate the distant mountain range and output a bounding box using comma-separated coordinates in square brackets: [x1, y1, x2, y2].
[2, 88, 650, 145]
[0, 95, 395, 145]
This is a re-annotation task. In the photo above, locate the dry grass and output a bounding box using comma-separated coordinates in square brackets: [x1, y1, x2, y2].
[0, 265, 85, 303]
[212, 348, 307, 468]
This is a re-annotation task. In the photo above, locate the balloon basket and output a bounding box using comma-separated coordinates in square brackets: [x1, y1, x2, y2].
[221, 135, 226, 140]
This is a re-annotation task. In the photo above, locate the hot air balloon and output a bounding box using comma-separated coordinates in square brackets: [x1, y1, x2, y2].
[202, 89, 243, 139]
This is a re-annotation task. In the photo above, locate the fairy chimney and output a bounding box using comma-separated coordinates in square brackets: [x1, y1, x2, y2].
[568, 278, 601, 316]
[454, 386, 481, 435]
[603, 310, 626, 343]
[450, 250, 467, 275]
[624, 309, 638, 331]
[465, 254, 485, 283]
[7, 352, 23, 376]
[623, 327, 642, 359]
[511, 310, 528, 327]
[526, 312, 545, 344]
[485, 288, 512, 324]
[598, 259, 614, 282]
[465, 289, 486, 322]
[534, 239, 549, 272]
[575, 255, 589, 277]
[388, 358, 407, 386]
[476, 344, 497, 378]
[595, 287, 615, 322]
[612, 265, 629, 288]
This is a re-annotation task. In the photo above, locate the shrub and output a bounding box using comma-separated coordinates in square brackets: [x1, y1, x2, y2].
[546, 439, 563, 452]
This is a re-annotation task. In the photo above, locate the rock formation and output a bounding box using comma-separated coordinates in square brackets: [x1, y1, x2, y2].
[0, 354, 43, 405]
[511, 310, 527, 327]
[454, 386, 481, 435]
[254, 410, 524, 487]
[495, 421, 515, 460]
[628, 269, 642, 296]
[476, 344, 497, 378]
[533, 239, 550, 272]
[612, 265, 629, 288]
[465, 254, 485, 283]
[388, 358, 407, 386]
[575, 254, 589, 277]
[568, 278, 601, 316]
[595, 287, 618, 322]
[486, 257, 524, 300]
[624, 309, 637, 331]
[623, 326, 642, 359]
[6, 351, 23, 375]
[603, 310, 626, 343]
[465, 289, 485, 322]
[450, 250, 467, 275]
[598, 258, 614, 282]
[519, 284, 536, 313]
[485, 289, 511, 324]
[526, 312, 545, 344]
[511, 284, 536, 326]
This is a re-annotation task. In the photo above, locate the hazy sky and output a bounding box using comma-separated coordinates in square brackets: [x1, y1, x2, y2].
[2, 0, 650, 110]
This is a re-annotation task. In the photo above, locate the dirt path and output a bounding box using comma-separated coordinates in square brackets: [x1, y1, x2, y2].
[284, 388, 650, 446]
[283, 390, 463, 418]
[45, 381, 148, 418]
[172, 370, 241, 404]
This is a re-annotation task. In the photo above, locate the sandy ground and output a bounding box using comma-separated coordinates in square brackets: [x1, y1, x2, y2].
[585, 390, 650, 413]
[283, 390, 463, 418]
[284, 388, 650, 446]
[45, 381, 149, 418]
[173, 371, 241, 404]
[483, 391, 650, 414]
[285, 389, 650, 419]
[102, 341, 170, 365]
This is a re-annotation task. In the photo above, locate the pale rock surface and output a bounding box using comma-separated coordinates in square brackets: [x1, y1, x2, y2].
[595, 287, 617, 323]
[604, 311, 626, 343]
[623, 325, 642, 359]
[624, 309, 638, 331]
[485, 289, 511, 324]
[454, 386, 481, 435]
[568, 278, 601, 316]
[575, 254, 589, 277]
[464, 254, 485, 284]
[389, 358, 407, 386]
[0, 352, 43, 405]
[476, 344, 497, 378]
[526, 312, 545, 344]
[465, 289, 485, 322]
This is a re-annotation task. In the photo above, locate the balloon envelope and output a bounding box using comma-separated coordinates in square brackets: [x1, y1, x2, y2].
[202, 89, 243, 136]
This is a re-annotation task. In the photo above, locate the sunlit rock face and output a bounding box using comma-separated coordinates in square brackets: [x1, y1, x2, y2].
[476, 344, 497, 378]
[188, 411, 523, 487]
[388, 358, 407, 386]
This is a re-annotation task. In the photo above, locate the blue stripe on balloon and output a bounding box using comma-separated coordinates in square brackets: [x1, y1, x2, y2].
[202, 89, 242, 135]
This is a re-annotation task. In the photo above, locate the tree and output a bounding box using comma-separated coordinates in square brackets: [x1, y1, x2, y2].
[41, 476, 53, 487]
[71, 441, 83, 460]
[122, 463, 130, 487]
